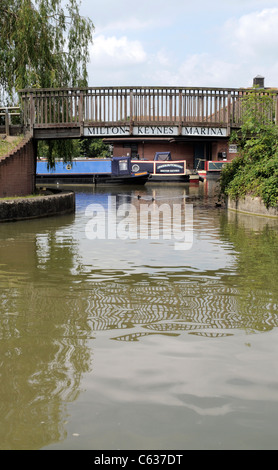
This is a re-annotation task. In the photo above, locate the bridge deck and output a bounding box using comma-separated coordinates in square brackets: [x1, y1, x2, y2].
[19, 86, 278, 139]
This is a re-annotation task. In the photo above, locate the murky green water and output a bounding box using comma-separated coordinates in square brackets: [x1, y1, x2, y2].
[0, 181, 278, 450]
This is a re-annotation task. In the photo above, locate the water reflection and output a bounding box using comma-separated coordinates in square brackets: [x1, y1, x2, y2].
[0, 182, 278, 449]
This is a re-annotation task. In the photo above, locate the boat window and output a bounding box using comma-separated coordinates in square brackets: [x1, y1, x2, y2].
[119, 160, 128, 171]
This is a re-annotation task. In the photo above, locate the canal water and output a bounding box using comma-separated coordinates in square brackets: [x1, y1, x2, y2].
[0, 181, 278, 450]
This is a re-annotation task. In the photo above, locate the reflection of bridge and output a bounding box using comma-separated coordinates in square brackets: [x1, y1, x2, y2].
[19, 86, 278, 140]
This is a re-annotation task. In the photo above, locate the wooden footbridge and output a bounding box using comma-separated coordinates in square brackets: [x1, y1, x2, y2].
[17, 85, 278, 141]
[1, 82, 278, 198]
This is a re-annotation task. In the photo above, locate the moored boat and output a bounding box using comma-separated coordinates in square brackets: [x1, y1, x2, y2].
[36, 152, 204, 186]
[36, 156, 149, 186]
[197, 160, 231, 179]
[131, 152, 188, 183]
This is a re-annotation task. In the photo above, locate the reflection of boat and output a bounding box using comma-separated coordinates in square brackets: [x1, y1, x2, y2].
[94, 172, 149, 185]
[36, 156, 149, 186]
[131, 152, 200, 183]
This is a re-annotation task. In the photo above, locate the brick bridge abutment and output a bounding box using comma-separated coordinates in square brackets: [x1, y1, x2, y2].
[0, 135, 36, 198]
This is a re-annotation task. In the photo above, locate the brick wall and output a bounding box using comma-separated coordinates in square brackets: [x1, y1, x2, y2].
[211, 141, 238, 160]
[0, 136, 36, 198]
[111, 139, 238, 168]
[113, 142, 195, 167]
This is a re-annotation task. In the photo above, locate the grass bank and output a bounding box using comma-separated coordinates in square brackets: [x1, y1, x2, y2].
[0, 135, 25, 159]
[1, 194, 39, 201]
[0, 188, 55, 201]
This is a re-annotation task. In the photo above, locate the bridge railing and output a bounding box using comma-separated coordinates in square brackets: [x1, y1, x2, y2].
[19, 86, 278, 131]
[0, 106, 21, 136]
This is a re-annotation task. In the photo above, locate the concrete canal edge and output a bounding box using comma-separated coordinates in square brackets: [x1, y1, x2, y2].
[228, 195, 278, 218]
[0, 189, 75, 223]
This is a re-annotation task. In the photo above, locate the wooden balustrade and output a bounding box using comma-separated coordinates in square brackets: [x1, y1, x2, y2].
[0, 106, 21, 136]
[18, 86, 278, 137]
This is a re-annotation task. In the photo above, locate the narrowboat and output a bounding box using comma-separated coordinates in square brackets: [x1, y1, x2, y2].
[197, 160, 231, 179]
[130, 152, 197, 183]
[36, 152, 200, 186]
[36, 156, 149, 186]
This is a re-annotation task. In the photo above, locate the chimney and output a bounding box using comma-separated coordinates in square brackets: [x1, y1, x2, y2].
[253, 75, 265, 88]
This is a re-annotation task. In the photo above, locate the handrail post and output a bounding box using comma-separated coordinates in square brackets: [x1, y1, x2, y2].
[22, 94, 29, 133]
[227, 92, 231, 136]
[130, 89, 133, 122]
[179, 89, 183, 135]
[29, 92, 34, 137]
[5, 108, 10, 136]
[79, 90, 84, 136]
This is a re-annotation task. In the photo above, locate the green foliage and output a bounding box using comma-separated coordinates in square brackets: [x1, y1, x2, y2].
[0, 1, 94, 166]
[37, 138, 111, 165]
[0, 0, 94, 100]
[220, 89, 278, 208]
[239, 89, 276, 142]
[80, 139, 111, 159]
[38, 139, 81, 167]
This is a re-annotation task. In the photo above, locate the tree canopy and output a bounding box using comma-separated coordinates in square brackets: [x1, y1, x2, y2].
[0, 0, 94, 104]
[0, 1, 94, 165]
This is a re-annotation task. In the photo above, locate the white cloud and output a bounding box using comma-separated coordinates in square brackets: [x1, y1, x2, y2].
[163, 7, 278, 88]
[149, 53, 243, 88]
[87, 6, 278, 88]
[88, 35, 149, 85]
[95, 18, 158, 34]
[225, 8, 278, 60]
[155, 50, 172, 67]
[177, 55, 239, 87]
[91, 35, 147, 67]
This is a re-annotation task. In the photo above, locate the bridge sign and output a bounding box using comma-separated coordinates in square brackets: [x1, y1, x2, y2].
[84, 125, 227, 138]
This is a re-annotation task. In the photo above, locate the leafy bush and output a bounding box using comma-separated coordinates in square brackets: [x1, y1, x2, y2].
[220, 90, 278, 208]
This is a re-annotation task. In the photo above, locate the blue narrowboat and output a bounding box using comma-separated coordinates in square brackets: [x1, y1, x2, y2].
[36, 156, 149, 185]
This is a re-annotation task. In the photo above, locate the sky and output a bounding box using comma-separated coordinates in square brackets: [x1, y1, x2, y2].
[79, 0, 278, 89]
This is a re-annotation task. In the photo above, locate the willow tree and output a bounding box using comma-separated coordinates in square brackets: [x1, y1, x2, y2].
[0, 1, 94, 165]
[0, 0, 94, 99]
